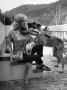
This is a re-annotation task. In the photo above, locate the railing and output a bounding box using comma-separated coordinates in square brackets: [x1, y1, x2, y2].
[49, 31, 67, 40]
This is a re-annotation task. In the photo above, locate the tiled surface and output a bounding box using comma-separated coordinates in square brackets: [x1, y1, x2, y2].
[0, 69, 67, 90]
[0, 56, 67, 90]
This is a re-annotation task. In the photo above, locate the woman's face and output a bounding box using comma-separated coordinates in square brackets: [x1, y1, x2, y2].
[19, 21, 28, 34]
[20, 21, 25, 26]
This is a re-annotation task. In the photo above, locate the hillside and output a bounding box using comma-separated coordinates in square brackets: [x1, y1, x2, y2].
[4, 0, 67, 26]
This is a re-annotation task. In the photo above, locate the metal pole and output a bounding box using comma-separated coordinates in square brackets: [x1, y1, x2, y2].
[4, 16, 7, 53]
[4, 17, 6, 37]
[58, 0, 63, 24]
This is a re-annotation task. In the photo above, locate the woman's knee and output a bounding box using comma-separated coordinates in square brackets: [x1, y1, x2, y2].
[26, 63, 32, 71]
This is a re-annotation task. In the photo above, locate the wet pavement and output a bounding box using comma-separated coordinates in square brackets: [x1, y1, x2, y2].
[1, 70, 67, 90]
[0, 56, 67, 90]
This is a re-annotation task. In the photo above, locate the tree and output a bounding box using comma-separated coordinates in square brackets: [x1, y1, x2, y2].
[0, 14, 13, 25]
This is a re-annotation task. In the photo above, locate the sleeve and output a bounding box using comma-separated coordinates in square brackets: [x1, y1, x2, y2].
[0, 30, 14, 55]
[6, 30, 14, 46]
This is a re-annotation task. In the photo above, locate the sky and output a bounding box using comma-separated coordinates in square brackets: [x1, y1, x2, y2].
[0, 0, 59, 12]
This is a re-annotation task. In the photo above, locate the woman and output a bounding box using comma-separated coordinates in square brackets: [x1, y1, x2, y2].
[4, 14, 46, 84]
[3, 14, 35, 84]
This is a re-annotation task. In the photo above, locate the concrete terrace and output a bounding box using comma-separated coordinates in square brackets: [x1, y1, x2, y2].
[0, 55, 67, 90]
